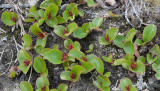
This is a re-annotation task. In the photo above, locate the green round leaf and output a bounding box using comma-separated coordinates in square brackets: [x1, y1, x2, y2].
[147, 54, 157, 64]
[35, 9, 44, 21]
[73, 41, 81, 51]
[17, 49, 32, 74]
[68, 49, 83, 59]
[50, 89, 58, 91]
[22, 34, 32, 50]
[54, 0, 62, 5]
[33, 57, 46, 74]
[143, 24, 157, 43]
[82, 62, 94, 74]
[30, 23, 43, 36]
[28, 5, 36, 17]
[36, 36, 47, 48]
[36, 76, 49, 89]
[155, 71, 160, 80]
[104, 72, 111, 77]
[106, 28, 119, 42]
[57, 15, 65, 24]
[64, 39, 74, 49]
[120, 78, 133, 91]
[73, 27, 88, 39]
[54, 25, 66, 38]
[71, 65, 85, 82]
[112, 58, 126, 66]
[44, 3, 58, 18]
[123, 41, 134, 56]
[66, 3, 77, 11]
[60, 71, 73, 81]
[89, 17, 103, 30]
[57, 84, 68, 91]
[79, 9, 84, 17]
[102, 54, 113, 63]
[86, 54, 97, 63]
[85, 44, 94, 53]
[137, 56, 146, 63]
[86, 0, 95, 7]
[125, 28, 136, 41]
[40, 0, 55, 9]
[93, 57, 104, 74]
[129, 62, 145, 74]
[99, 36, 110, 45]
[43, 49, 63, 64]
[150, 44, 160, 56]
[135, 38, 142, 46]
[62, 11, 70, 22]
[45, 16, 58, 27]
[20, 81, 33, 91]
[113, 35, 125, 48]
[1, 11, 15, 26]
[93, 80, 101, 89]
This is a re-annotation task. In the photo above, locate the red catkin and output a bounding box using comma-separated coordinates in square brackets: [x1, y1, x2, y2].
[68, 11, 73, 16]
[48, 12, 51, 19]
[11, 16, 17, 21]
[36, 32, 45, 39]
[105, 35, 109, 42]
[70, 73, 76, 79]
[68, 41, 73, 50]
[131, 62, 137, 69]
[23, 60, 30, 66]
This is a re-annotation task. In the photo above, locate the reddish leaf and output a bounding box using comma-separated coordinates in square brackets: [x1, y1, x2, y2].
[36, 32, 45, 39]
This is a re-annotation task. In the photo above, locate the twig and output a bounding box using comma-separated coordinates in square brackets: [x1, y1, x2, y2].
[28, 65, 33, 82]
[13, 36, 20, 52]
[0, 4, 30, 8]
[125, 2, 141, 28]
[0, 27, 6, 33]
[129, 0, 149, 26]
[0, 50, 14, 76]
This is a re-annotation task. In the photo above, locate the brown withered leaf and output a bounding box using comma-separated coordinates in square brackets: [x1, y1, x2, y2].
[134, 42, 140, 57]
[105, 0, 116, 6]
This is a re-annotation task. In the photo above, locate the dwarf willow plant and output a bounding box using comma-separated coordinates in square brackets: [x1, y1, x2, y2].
[93, 72, 111, 91]
[101, 24, 157, 75]
[1, 11, 18, 26]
